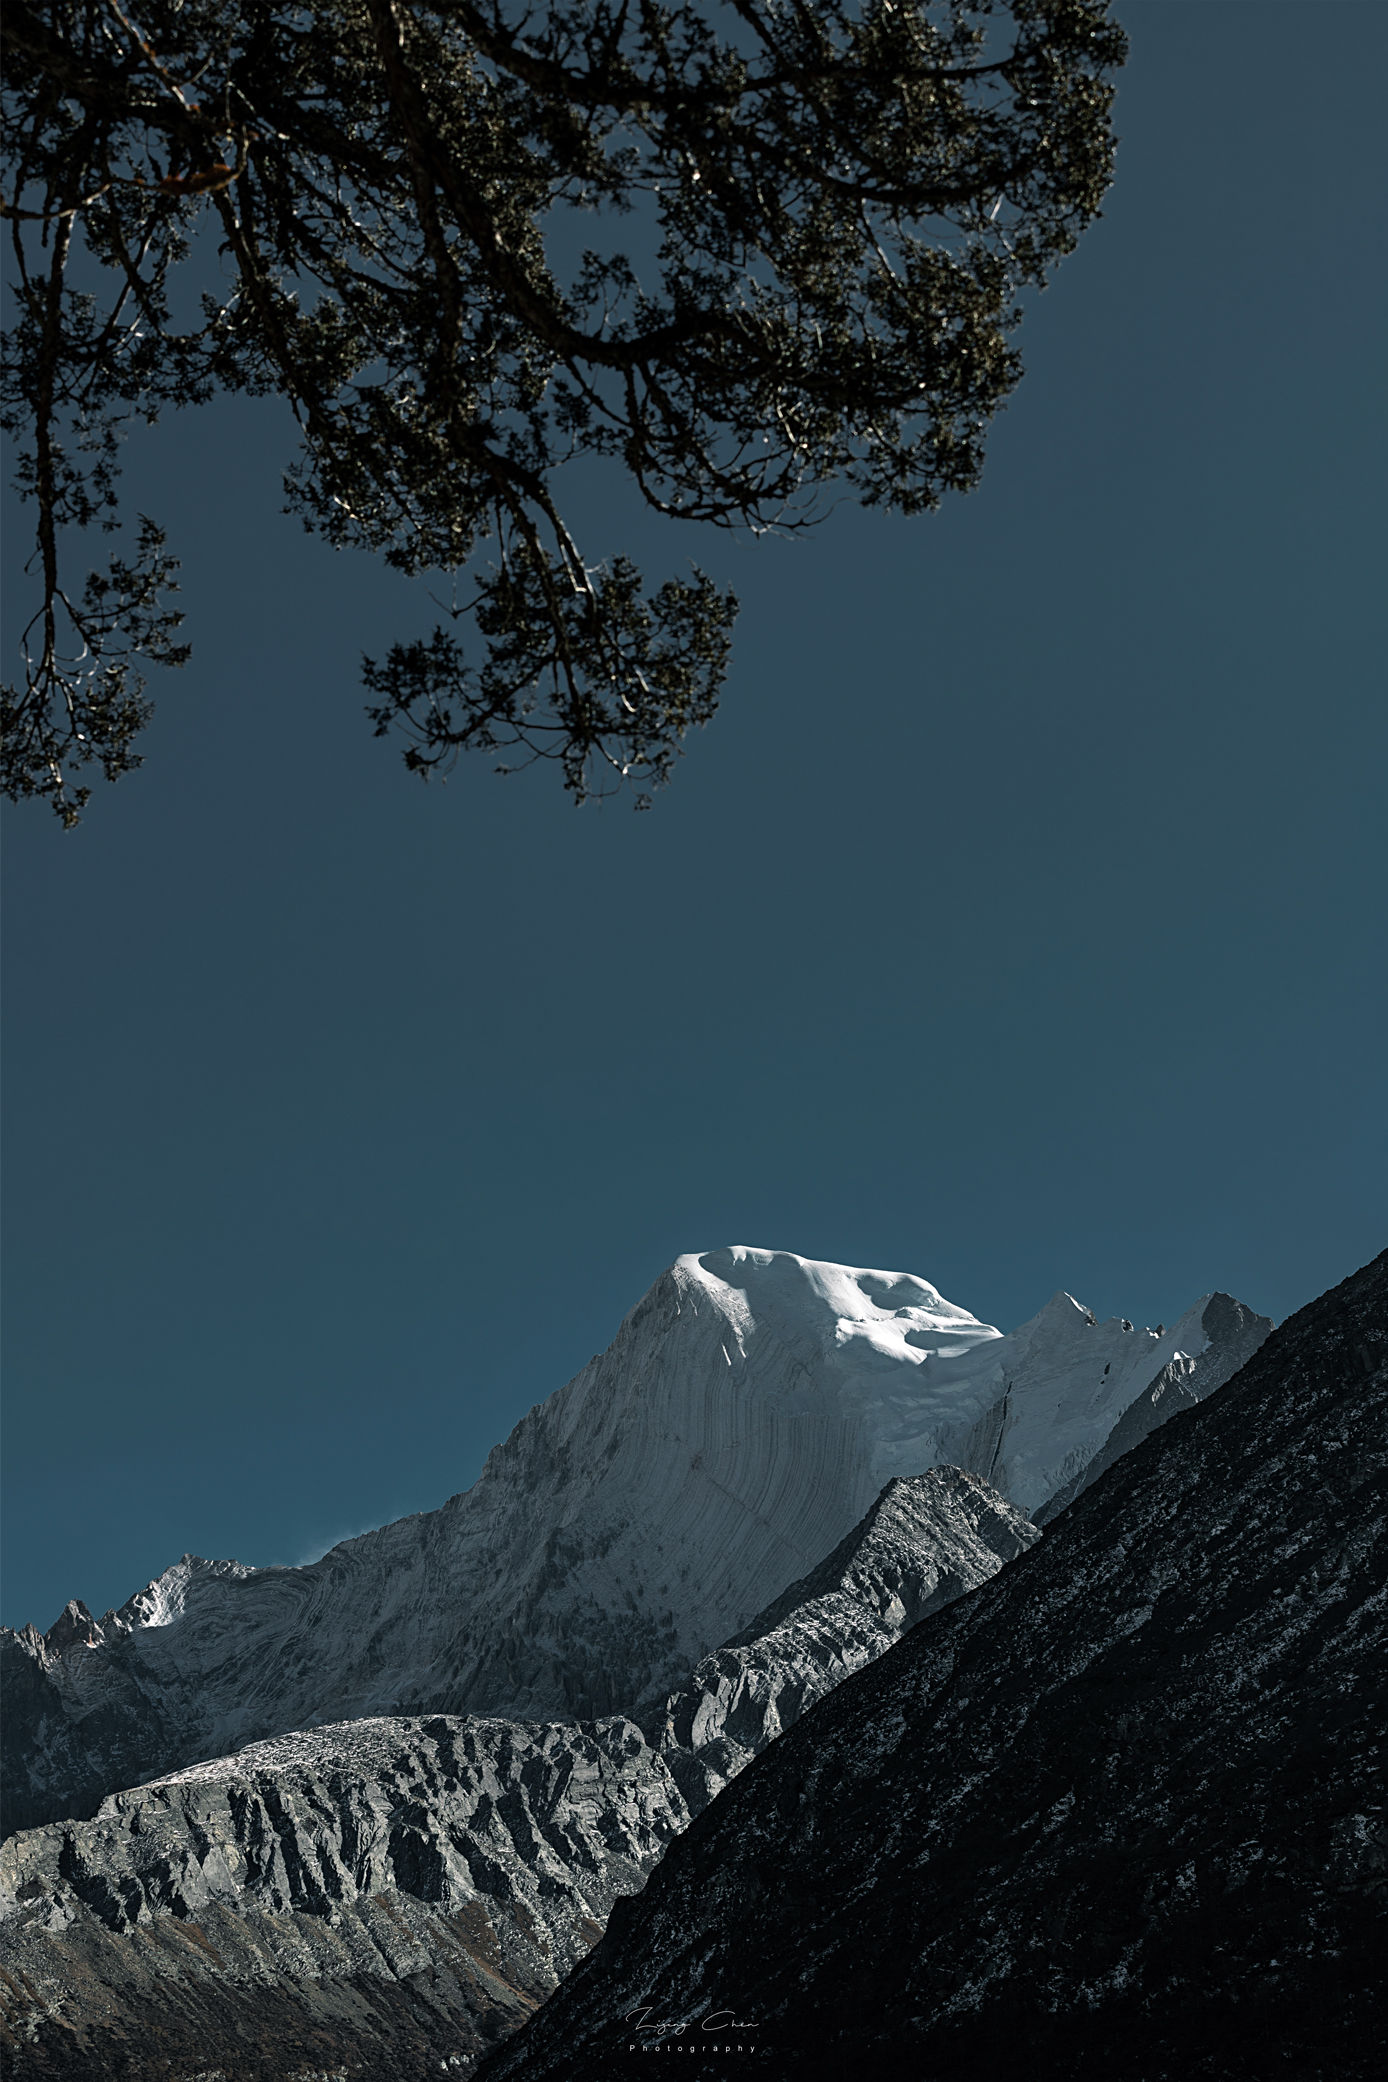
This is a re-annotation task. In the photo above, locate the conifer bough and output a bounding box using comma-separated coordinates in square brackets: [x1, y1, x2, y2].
[2, 0, 1126, 825]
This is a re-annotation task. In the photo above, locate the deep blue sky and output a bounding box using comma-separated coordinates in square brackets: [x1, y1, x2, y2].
[3, 2, 1384, 1632]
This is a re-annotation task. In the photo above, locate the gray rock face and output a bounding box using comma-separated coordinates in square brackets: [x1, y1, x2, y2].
[1034, 1290, 1273, 1522]
[5, 1713, 675, 1967]
[0, 1468, 1035, 2081]
[474, 1251, 1387, 2082]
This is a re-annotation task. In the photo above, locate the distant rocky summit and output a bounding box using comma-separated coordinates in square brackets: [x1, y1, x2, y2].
[2, 1246, 1269, 1836]
[475, 1250, 1387, 2082]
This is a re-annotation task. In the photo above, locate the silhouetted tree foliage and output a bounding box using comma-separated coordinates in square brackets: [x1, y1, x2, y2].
[2, 0, 1125, 824]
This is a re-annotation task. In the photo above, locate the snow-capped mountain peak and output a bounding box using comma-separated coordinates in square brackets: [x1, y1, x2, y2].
[683, 1245, 999, 1355]
[1, 1246, 1270, 1837]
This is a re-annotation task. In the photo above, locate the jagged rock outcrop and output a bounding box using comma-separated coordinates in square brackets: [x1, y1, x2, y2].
[3, 1246, 1248, 1837]
[474, 1251, 1388, 2082]
[0, 1468, 1035, 2080]
[1034, 1289, 1273, 1523]
[647, 1465, 1037, 1816]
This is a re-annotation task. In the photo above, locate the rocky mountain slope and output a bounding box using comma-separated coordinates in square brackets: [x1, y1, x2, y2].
[475, 1250, 1388, 2082]
[0, 1470, 1036, 2080]
[2, 1247, 1267, 1836]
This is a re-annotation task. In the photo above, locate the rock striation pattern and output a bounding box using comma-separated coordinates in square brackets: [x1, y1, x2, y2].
[0, 1469, 1035, 2080]
[645, 1465, 1037, 1818]
[1, 1247, 1263, 1837]
[474, 1251, 1388, 2082]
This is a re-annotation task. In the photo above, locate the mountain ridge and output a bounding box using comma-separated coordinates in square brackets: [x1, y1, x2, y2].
[1, 1245, 1269, 1836]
